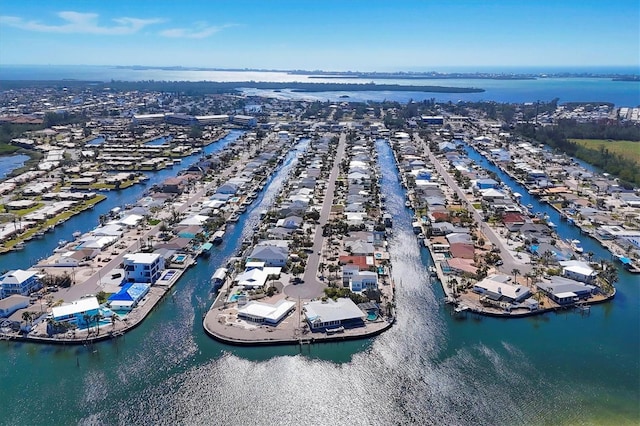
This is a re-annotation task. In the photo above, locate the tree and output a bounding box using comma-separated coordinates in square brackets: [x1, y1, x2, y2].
[21, 311, 32, 329]
[511, 268, 521, 283]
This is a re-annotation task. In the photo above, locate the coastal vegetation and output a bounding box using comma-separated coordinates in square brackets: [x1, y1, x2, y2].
[570, 139, 640, 165]
[0, 79, 485, 95]
[516, 120, 640, 186]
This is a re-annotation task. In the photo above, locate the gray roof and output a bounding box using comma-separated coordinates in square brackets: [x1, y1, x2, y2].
[538, 277, 595, 295]
[304, 298, 365, 323]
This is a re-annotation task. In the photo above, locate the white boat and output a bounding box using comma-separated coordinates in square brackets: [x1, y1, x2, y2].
[211, 268, 228, 291]
[72, 231, 82, 238]
[212, 230, 225, 244]
[570, 239, 584, 253]
[13, 242, 25, 250]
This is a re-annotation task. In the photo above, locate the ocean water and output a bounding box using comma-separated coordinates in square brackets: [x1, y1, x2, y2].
[1, 65, 638, 106]
[0, 139, 637, 425]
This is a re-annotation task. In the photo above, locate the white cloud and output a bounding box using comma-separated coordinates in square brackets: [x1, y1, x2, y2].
[160, 23, 234, 39]
[0, 11, 163, 35]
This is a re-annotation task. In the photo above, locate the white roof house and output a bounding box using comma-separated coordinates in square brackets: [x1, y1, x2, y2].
[473, 275, 531, 303]
[119, 214, 144, 227]
[237, 299, 296, 325]
[52, 297, 100, 321]
[235, 268, 269, 289]
[559, 260, 597, 283]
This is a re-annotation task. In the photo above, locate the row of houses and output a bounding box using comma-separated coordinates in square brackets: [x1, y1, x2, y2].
[133, 113, 257, 127]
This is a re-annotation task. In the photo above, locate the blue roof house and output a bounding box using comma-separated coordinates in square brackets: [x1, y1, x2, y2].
[108, 282, 151, 311]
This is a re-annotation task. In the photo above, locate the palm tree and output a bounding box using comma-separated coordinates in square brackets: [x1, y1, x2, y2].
[21, 311, 32, 330]
[93, 313, 103, 336]
[82, 314, 92, 332]
[511, 268, 521, 284]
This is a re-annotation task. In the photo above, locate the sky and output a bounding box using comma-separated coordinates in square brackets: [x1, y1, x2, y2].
[0, 0, 638, 72]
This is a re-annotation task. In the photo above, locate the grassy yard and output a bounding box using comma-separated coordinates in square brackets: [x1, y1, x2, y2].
[570, 139, 640, 165]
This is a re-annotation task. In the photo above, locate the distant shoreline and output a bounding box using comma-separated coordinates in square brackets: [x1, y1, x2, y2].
[0, 80, 485, 94]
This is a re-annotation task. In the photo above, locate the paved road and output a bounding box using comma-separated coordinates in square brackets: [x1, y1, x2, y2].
[417, 136, 531, 276]
[285, 133, 346, 299]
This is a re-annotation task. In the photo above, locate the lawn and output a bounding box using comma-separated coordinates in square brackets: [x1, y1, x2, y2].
[570, 139, 640, 165]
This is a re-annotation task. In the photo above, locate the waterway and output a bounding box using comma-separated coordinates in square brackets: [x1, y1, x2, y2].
[1, 65, 638, 106]
[0, 138, 638, 425]
[0, 153, 29, 179]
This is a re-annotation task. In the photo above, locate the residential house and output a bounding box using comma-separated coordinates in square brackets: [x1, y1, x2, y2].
[0, 295, 30, 318]
[247, 245, 288, 267]
[122, 253, 165, 284]
[0, 269, 39, 298]
[304, 298, 365, 331]
[51, 297, 100, 326]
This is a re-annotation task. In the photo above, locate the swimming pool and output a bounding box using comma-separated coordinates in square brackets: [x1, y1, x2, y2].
[366, 312, 378, 321]
[229, 292, 244, 302]
[172, 254, 187, 264]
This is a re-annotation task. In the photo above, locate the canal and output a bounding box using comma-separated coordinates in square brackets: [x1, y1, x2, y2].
[0, 138, 637, 425]
[0, 130, 245, 271]
[462, 142, 637, 278]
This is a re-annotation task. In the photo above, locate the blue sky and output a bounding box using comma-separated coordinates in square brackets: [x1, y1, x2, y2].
[0, 0, 638, 72]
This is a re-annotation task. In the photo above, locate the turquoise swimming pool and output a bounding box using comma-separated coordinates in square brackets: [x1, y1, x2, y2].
[366, 312, 378, 321]
[172, 254, 187, 263]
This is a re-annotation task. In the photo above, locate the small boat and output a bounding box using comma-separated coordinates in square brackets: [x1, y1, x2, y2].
[72, 231, 82, 239]
[211, 230, 225, 245]
[58, 239, 68, 247]
[570, 239, 584, 253]
[14, 242, 25, 250]
[547, 221, 557, 228]
[211, 268, 228, 291]
[34, 232, 45, 239]
[526, 204, 533, 209]
[429, 266, 437, 277]
[405, 201, 411, 208]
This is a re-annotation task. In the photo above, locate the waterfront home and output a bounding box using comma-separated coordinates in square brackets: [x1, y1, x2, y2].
[304, 298, 366, 331]
[537, 277, 597, 305]
[558, 260, 597, 283]
[234, 266, 275, 289]
[0, 270, 40, 298]
[51, 297, 100, 326]
[122, 253, 165, 284]
[237, 299, 296, 325]
[349, 271, 378, 293]
[473, 178, 500, 190]
[472, 275, 531, 304]
[442, 258, 479, 278]
[0, 295, 30, 318]
[107, 282, 150, 311]
[247, 245, 288, 267]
